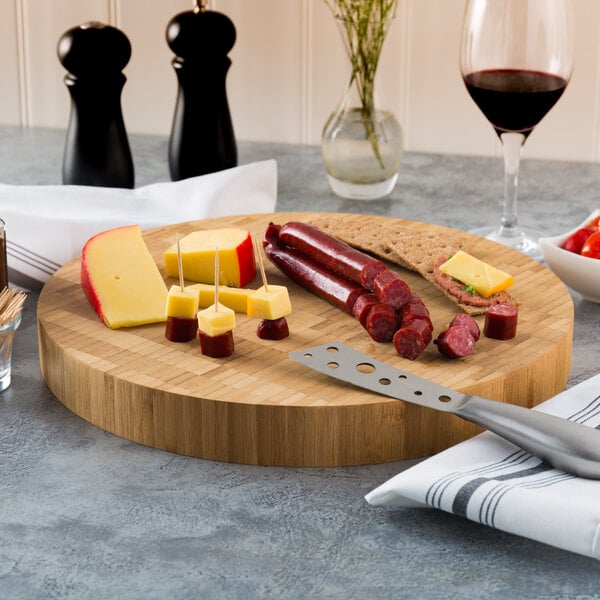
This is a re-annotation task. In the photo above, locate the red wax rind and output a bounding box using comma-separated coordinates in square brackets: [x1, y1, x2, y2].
[165, 316, 198, 342]
[235, 231, 257, 288]
[199, 330, 234, 357]
[484, 304, 518, 340]
[257, 317, 289, 340]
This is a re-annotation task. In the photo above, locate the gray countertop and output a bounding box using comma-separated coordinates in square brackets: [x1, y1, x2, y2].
[1, 126, 599, 599]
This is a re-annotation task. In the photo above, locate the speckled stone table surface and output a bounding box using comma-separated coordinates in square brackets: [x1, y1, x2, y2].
[1, 126, 599, 599]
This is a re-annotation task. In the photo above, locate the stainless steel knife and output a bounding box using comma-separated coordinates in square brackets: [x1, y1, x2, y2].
[289, 341, 600, 480]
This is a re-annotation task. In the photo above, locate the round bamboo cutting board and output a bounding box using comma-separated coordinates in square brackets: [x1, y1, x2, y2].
[37, 213, 574, 467]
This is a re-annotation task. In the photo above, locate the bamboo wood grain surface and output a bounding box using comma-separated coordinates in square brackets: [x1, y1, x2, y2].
[37, 213, 574, 466]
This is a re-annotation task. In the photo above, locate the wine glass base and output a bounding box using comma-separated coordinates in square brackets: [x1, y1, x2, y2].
[469, 225, 544, 261]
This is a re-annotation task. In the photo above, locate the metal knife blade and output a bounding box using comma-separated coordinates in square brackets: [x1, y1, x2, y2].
[289, 341, 600, 480]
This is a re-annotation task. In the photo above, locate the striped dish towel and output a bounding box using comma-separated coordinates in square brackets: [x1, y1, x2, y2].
[366, 374, 600, 559]
[0, 160, 277, 290]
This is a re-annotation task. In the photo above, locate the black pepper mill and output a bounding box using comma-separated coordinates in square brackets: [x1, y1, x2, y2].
[57, 22, 134, 188]
[166, 0, 237, 181]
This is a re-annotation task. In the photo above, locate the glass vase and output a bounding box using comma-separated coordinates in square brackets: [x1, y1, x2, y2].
[321, 18, 403, 201]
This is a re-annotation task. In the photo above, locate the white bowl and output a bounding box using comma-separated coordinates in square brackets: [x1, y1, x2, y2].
[539, 209, 600, 303]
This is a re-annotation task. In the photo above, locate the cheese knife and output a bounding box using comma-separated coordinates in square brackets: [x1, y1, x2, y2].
[289, 341, 600, 480]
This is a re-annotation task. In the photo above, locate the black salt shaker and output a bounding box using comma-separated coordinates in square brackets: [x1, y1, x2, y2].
[57, 22, 134, 188]
[166, 1, 237, 181]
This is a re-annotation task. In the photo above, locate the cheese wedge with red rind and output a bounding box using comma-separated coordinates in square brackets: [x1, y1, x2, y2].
[164, 229, 256, 287]
[81, 225, 168, 329]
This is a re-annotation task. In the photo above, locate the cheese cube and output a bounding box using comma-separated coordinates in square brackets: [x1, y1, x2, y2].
[166, 285, 200, 319]
[197, 303, 236, 337]
[247, 285, 292, 320]
[439, 251, 514, 298]
[189, 283, 254, 314]
[164, 229, 256, 287]
[81, 225, 168, 329]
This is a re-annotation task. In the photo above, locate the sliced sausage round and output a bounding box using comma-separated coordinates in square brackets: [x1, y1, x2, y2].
[373, 269, 411, 310]
[393, 319, 433, 360]
[484, 304, 518, 340]
[449, 313, 480, 342]
[434, 325, 475, 359]
[365, 303, 398, 342]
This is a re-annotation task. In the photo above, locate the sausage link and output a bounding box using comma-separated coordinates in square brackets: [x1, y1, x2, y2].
[264, 227, 365, 315]
[278, 221, 386, 289]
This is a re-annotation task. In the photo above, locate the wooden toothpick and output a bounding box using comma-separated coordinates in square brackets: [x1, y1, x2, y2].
[0, 287, 26, 326]
[254, 238, 269, 293]
[214, 247, 219, 311]
[176, 235, 185, 293]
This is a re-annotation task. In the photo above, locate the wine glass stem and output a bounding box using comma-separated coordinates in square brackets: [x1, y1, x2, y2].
[499, 132, 526, 239]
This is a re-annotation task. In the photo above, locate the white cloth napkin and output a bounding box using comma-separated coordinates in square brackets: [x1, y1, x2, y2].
[366, 374, 600, 560]
[0, 159, 277, 289]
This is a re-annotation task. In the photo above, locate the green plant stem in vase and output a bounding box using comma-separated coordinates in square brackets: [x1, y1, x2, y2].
[321, 0, 403, 200]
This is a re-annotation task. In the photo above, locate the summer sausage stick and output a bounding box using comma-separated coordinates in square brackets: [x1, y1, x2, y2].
[264, 224, 365, 315]
[278, 222, 387, 289]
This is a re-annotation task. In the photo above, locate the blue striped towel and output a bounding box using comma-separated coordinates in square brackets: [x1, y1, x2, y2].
[366, 374, 600, 559]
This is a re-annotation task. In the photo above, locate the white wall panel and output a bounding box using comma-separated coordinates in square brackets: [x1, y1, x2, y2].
[1, 0, 599, 163]
[217, 0, 306, 144]
[24, 0, 111, 129]
[119, 0, 189, 136]
[0, 1, 21, 125]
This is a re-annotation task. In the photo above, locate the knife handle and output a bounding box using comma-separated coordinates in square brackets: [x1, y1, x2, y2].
[457, 396, 600, 479]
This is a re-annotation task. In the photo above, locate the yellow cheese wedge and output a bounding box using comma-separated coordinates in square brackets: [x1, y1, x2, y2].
[197, 303, 236, 337]
[164, 229, 256, 287]
[247, 285, 292, 320]
[439, 250, 514, 298]
[81, 225, 168, 328]
[166, 285, 200, 319]
[189, 283, 254, 314]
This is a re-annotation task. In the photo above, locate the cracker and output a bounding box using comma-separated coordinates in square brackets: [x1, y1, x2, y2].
[309, 214, 518, 316]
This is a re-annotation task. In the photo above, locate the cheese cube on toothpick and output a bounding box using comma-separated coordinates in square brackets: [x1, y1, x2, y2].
[247, 239, 292, 320]
[197, 247, 236, 337]
[166, 285, 200, 319]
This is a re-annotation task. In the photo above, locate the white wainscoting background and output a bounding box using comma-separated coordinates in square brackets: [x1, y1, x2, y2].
[2, 0, 600, 162]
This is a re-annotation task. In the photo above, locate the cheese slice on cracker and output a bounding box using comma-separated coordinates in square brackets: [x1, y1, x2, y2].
[309, 215, 519, 315]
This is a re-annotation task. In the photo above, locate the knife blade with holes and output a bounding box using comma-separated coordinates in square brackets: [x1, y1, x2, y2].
[289, 341, 600, 480]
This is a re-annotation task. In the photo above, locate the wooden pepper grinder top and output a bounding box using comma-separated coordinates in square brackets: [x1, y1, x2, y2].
[57, 22, 134, 188]
[166, 0, 237, 181]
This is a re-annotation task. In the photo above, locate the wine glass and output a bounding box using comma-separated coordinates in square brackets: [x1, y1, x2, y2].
[460, 0, 574, 259]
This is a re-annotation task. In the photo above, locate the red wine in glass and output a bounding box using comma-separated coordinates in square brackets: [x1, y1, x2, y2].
[460, 0, 574, 259]
[463, 69, 568, 138]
